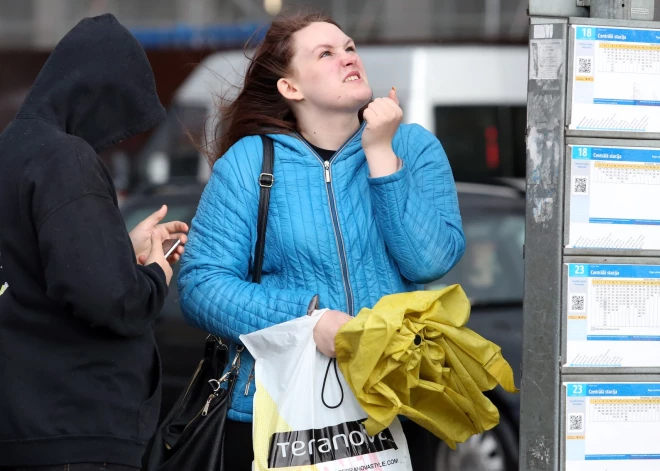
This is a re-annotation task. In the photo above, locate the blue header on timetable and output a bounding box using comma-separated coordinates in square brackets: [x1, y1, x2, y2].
[571, 146, 660, 163]
[585, 454, 660, 460]
[567, 263, 660, 278]
[575, 25, 660, 43]
[593, 98, 660, 107]
[566, 383, 660, 397]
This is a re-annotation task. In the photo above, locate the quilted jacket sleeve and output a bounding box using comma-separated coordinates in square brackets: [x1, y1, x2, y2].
[177, 141, 317, 342]
[368, 124, 466, 284]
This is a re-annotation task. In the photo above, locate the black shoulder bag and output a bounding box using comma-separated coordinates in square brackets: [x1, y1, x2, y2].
[146, 135, 275, 471]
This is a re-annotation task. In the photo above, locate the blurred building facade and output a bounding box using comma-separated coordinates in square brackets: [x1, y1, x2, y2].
[0, 0, 530, 50]
[0, 0, 537, 189]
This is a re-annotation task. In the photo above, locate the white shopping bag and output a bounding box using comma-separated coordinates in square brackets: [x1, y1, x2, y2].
[241, 309, 413, 471]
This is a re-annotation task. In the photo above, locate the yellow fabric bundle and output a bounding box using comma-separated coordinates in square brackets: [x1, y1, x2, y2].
[335, 285, 518, 449]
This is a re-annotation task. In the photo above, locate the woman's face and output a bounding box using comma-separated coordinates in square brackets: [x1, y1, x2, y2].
[284, 22, 372, 113]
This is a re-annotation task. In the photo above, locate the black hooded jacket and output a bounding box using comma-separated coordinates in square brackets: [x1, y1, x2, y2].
[0, 14, 168, 466]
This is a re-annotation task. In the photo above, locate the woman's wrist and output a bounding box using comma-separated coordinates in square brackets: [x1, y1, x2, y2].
[364, 146, 400, 178]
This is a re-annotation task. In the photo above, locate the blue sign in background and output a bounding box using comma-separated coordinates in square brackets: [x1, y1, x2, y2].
[568, 264, 660, 278]
[571, 146, 660, 163]
[567, 383, 660, 396]
[575, 26, 660, 43]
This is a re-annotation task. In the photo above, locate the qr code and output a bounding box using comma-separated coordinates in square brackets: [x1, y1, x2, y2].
[573, 177, 588, 195]
[568, 413, 584, 432]
[578, 57, 593, 74]
[571, 294, 585, 312]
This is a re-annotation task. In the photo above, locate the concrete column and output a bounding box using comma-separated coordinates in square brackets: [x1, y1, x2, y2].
[177, 0, 208, 24]
[484, 0, 502, 38]
[33, 0, 69, 49]
[382, 0, 433, 41]
[332, 0, 349, 30]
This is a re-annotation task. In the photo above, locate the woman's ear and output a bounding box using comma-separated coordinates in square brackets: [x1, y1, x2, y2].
[277, 77, 304, 102]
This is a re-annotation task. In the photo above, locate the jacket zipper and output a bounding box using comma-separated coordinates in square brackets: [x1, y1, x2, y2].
[323, 159, 354, 316]
[295, 124, 365, 316]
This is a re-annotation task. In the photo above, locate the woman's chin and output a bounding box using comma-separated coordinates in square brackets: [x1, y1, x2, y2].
[346, 92, 373, 111]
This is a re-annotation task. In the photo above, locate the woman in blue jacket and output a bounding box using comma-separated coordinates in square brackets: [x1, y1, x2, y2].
[178, 11, 466, 470]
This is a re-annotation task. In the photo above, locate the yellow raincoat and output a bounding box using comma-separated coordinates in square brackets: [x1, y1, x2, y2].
[335, 285, 517, 449]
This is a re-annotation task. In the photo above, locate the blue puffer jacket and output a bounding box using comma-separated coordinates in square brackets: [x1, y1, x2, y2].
[178, 122, 465, 422]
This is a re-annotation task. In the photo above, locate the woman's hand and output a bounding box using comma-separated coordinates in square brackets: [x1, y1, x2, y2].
[313, 309, 352, 358]
[361, 87, 403, 178]
[129, 205, 189, 265]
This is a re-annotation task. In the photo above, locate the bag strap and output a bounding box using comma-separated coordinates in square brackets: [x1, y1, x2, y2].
[212, 136, 273, 381]
[207, 136, 274, 361]
[253, 135, 274, 284]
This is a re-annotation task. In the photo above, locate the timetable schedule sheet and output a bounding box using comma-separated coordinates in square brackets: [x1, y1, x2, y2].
[566, 263, 660, 367]
[567, 145, 660, 250]
[571, 25, 660, 132]
[565, 383, 660, 470]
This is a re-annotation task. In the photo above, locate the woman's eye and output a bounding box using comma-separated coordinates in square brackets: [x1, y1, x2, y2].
[346, 46, 356, 52]
[320, 51, 331, 58]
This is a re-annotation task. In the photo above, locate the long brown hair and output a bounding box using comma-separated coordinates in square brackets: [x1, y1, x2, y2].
[209, 11, 340, 163]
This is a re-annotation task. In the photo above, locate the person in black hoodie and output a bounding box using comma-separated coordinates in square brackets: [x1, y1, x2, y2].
[0, 14, 189, 470]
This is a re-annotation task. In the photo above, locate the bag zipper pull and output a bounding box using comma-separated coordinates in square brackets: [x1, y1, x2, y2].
[202, 393, 216, 416]
[244, 364, 256, 396]
[324, 161, 331, 183]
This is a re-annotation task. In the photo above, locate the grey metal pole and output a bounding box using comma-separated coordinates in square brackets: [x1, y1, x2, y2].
[519, 18, 568, 470]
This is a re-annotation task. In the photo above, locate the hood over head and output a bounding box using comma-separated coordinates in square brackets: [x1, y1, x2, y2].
[17, 13, 165, 152]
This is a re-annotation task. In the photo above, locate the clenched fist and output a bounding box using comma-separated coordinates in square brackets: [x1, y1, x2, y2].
[361, 87, 403, 155]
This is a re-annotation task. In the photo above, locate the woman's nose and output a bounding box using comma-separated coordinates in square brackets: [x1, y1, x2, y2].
[340, 52, 355, 67]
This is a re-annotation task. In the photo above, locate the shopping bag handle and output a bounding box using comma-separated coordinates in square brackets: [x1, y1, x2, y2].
[321, 358, 344, 409]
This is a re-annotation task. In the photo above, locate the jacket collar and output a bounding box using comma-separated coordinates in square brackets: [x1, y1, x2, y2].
[269, 121, 367, 164]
